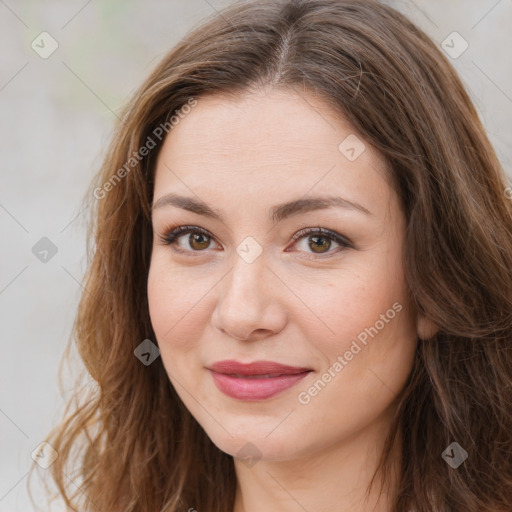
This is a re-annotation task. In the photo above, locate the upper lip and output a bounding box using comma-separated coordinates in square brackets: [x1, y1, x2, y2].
[208, 360, 312, 376]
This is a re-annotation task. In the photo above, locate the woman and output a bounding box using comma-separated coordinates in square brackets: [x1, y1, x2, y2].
[32, 0, 512, 511]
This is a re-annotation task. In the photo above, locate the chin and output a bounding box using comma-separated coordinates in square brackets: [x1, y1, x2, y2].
[202, 420, 303, 463]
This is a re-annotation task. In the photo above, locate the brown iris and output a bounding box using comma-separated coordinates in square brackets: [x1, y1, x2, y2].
[308, 235, 331, 253]
[189, 233, 211, 250]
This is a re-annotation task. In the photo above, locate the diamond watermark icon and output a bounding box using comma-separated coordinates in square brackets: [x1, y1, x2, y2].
[236, 236, 263, 264]
[134, 339, 160, 366]
[441, 441, 468, 469]
[32, 237, 58, 263]
[236, 442, 262, 468]
[31, 31, 59, 59]
[338, 134, 366, 161]
[441, 31, 469, 59]
[31, 441, 58, 469]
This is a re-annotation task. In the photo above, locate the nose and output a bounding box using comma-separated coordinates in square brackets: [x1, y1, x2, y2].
[210, 252, 287, 342]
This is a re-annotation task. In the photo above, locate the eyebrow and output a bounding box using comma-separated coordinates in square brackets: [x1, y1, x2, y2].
[151, 193, 372, 224]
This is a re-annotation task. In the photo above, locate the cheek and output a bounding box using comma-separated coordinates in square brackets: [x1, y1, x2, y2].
[287, 261, 405, 350]
[147, 259, 214, 403]
[293, 290, 415, 448]
[147, 257, 213, 352]
[291, 254, 416, 390]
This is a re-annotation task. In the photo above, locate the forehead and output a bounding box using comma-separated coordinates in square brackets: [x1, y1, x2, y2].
[153, 88, 395, 220]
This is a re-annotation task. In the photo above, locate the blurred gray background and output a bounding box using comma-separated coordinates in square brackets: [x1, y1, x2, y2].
[1, 0, 511, 510]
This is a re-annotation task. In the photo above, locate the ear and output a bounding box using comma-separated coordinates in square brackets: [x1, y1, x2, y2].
[417, 314, 440, 340]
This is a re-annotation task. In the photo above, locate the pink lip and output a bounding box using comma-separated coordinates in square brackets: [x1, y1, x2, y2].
[207, 360, 312, 401]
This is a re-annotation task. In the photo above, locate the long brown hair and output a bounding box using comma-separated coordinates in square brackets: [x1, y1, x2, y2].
[30, 0, 512, 510]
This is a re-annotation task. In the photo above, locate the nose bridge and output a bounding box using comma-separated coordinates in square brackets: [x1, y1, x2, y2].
[223, 247, 268, 310]
[212, 243, 285, 340]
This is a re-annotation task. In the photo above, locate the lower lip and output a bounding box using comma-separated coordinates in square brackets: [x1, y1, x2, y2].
[209, 370, 311, 401]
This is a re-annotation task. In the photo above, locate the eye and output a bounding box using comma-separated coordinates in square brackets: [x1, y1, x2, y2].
[157, 224, 352, 258]
[288, 227, 352, 258]
[157, 225, 219, 254]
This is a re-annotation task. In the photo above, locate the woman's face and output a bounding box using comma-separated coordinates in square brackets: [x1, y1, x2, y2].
[147, 88, 420, 462]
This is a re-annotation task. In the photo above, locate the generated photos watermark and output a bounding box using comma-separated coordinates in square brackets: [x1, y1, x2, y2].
[93, 97, 197, 200]
[297, 301, 403, 405]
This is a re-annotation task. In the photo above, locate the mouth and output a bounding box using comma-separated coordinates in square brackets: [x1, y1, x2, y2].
[206, 360, 312, 400]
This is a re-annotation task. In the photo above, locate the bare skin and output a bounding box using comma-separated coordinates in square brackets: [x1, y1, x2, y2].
[147, 87, 438, 512]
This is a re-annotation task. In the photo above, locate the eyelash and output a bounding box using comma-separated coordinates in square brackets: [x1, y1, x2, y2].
[156, 224, 353, 259]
